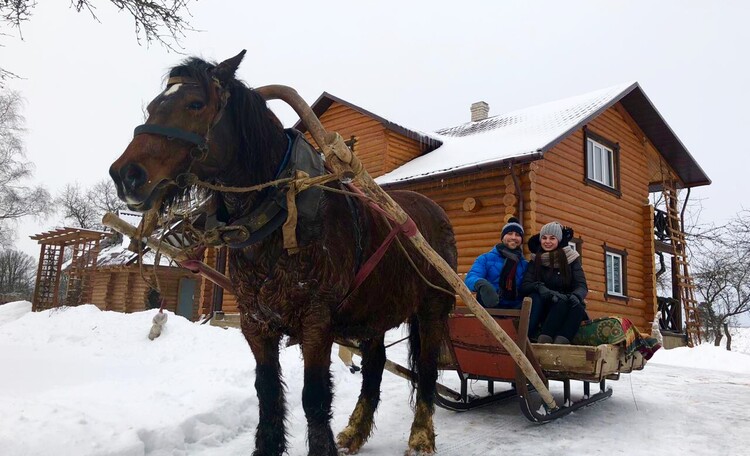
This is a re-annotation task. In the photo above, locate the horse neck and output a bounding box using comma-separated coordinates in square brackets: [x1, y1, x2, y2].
[218, 117, 288, 218]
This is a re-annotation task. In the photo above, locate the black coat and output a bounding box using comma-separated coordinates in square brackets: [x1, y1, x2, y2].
[520, 254, 588, 303]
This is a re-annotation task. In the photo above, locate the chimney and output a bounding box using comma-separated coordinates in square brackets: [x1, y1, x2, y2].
[470, 101, 489, 122]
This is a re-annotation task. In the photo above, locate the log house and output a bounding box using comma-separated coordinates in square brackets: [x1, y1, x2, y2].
[200, 84, 710, 347]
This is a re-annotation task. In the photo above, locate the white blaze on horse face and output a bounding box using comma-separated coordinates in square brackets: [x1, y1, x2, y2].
[163, 83, 182, 96]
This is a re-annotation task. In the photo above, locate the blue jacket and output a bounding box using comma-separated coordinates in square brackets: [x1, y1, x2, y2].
[465, 245, 529, 299]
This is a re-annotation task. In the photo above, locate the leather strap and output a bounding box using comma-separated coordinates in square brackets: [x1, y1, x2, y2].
[134, 124, 207, 148]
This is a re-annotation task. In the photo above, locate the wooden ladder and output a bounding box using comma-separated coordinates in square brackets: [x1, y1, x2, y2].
[661, 179, 702, 347]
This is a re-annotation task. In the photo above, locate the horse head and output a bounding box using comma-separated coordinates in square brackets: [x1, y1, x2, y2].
[109, 50, 286, 212]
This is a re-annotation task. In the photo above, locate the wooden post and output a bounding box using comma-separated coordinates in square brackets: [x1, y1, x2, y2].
[256, 85, 557, 410]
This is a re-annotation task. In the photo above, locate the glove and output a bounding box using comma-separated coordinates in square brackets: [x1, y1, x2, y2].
[536, 283, 552, 300]
[549, 290, 568, 304]
[568, 294, 583, 309]
[475, 279, 500, 308]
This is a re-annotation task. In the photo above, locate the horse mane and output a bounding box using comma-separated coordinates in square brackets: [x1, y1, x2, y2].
[168, 57, 288, 184]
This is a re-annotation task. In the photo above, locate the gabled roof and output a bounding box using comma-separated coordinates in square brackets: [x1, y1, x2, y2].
[293, 92, 443, 151]
[375, 82, 710, 188]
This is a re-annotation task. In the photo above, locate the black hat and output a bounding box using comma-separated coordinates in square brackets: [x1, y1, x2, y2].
[501, 217, 524, 239]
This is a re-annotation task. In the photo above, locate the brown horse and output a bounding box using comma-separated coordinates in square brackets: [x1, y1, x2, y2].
[109, 51, 456, 456]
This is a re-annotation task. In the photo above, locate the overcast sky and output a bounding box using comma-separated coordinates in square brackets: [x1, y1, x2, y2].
[3, 1, 749, 257]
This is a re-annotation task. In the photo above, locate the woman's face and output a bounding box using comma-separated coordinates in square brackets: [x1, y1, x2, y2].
[540, 234, 559, 251]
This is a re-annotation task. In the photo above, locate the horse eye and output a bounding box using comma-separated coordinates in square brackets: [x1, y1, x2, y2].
[187, 101, 205, 110]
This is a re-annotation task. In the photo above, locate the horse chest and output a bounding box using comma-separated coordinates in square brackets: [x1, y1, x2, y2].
[229, 249, 336, 334]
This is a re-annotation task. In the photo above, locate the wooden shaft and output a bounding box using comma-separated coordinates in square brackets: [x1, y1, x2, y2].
[257, 84, 557, 410]
[101, 212, 234, 294]
[102, 212, 187, 261]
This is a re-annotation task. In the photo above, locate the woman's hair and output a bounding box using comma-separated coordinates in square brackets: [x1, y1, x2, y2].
[534, 247, 572, 286]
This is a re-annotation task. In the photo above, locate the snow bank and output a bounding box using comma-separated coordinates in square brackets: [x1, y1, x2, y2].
[0, 303, 257, 456]
[2, 302, 750, 456]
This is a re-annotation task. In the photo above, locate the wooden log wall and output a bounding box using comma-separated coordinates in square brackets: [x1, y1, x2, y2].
[401, 169, 510, 273]
[530, 104, 654, 328]
[307, 103, 389, 177]
[87, 266, 199, 320]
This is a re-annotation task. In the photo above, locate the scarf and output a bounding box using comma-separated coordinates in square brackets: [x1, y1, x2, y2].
[530, 246, 579, 267]
[496, 244, 522, 301]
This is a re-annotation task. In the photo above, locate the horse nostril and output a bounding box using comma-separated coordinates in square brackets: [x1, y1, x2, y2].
[120, 163, 148, 191]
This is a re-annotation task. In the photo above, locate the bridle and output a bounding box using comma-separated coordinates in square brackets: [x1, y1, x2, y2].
[132, 76, 230, 166]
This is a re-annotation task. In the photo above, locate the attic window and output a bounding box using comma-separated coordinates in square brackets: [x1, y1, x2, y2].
[583, 128, 621, 197]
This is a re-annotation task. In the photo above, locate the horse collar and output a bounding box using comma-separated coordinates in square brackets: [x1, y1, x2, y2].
[204, 129, 326, 249]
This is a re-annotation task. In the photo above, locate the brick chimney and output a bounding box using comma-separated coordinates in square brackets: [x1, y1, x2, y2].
[470, 101, 490, 122]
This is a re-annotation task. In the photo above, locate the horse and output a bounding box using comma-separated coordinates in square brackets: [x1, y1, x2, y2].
[109, 51, 457, 456]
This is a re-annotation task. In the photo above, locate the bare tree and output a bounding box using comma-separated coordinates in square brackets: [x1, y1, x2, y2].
[0, 248, 36, 300]
[55, 183, 99, 229]
[56, 179, 125, 244]
[88, 178, 126, 216]
[692, 211, 750, 350]
[1, 1, 195, 84]
[0, 89, 51, 246]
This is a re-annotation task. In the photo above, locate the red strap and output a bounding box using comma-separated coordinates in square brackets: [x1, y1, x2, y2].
[337, 215, 418, 313]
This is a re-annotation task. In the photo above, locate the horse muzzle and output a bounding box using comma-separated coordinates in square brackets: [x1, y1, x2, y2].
[109, 162, 167, 212]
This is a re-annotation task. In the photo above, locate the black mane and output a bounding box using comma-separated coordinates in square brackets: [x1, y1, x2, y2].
[168, 57, 287, 185]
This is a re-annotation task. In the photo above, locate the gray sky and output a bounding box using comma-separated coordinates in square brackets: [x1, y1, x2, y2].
[4, 0, 749, 258]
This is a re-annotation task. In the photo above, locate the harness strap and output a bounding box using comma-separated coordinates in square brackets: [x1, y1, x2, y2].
[336, 214, 418, 313]
[134, 124, 207, 148]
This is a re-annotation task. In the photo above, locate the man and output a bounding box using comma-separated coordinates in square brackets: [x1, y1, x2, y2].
[464, 217, 528, 309]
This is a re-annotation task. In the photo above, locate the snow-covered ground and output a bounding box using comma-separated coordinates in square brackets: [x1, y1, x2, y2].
[1, 301, 749, 456]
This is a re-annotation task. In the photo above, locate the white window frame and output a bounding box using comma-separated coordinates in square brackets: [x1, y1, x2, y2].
[586, 138, 615, 188]
[606, 251, 624, 296]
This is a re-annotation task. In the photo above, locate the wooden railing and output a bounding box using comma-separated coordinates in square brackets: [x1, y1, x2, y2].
[658, 296, 682, 332]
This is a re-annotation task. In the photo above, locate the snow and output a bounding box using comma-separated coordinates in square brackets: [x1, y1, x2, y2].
[375, 82, 637, 185]
[1, 301, 749, 456]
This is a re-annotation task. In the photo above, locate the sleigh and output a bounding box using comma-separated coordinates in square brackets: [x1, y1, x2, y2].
[103, 82, 656, 426]
[338, 297, 653, 422]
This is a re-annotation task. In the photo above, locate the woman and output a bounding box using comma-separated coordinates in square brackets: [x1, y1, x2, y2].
[521, 221, 588, 344]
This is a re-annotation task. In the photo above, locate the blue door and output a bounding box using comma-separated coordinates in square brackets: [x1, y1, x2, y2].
[177, 278, 197, 320]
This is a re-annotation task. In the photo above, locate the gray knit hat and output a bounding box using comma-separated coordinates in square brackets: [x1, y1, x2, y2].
[539, 221, 563, 241]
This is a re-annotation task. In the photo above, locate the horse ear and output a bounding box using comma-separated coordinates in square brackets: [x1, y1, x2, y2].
[213, 50, 247, 85]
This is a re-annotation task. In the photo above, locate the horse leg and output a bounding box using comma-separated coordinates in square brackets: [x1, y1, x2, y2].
[245, 329, 287, 456]
[301, 319, 338, 456]
[337, 335, 386, 454]
[406, 312, 442, 456]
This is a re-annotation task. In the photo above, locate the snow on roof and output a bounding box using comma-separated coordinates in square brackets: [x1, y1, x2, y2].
[96, 243, 176, 268]
[376, 82, 637, 185]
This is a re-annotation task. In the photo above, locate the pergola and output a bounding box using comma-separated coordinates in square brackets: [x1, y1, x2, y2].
[30, 227, 110, 312]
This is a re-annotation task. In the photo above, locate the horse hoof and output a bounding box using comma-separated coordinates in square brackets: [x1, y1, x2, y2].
[404, 449, 435, 456]
[338, 447, 357, 455]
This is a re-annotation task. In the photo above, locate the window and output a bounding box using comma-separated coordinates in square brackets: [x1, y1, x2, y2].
[583, 128, 621, 196]
[567, 237, 582, 255]
[604, 246, 628, 299]
[587, 139, 614, 187]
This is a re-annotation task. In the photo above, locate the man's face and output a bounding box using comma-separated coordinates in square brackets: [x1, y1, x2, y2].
[501, 231, 522, 249]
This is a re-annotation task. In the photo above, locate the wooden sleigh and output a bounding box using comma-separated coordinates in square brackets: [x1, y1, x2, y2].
[103, 84, 650, 425]
[338, 297, 648, 423]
